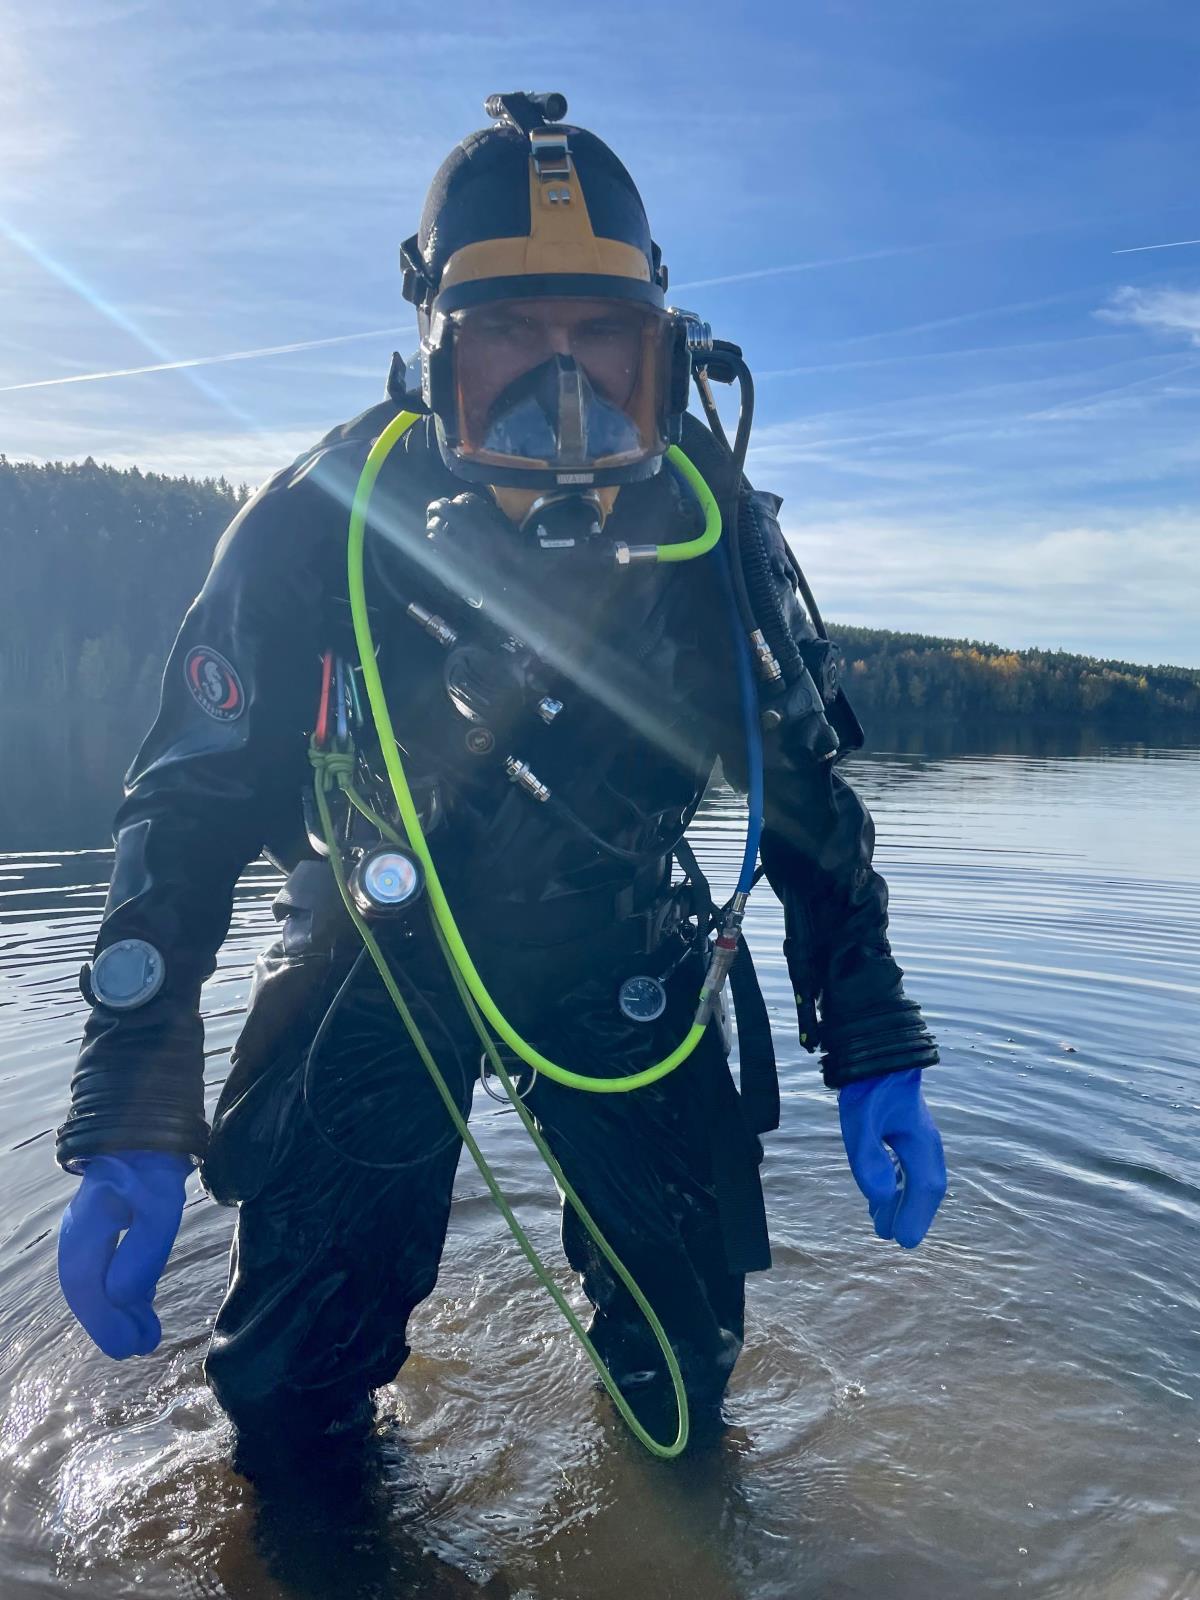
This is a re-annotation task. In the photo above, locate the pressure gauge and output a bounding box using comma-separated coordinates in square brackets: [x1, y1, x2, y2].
[617, 974, 667, 1024]
[349, 846, 425, 918]
[89, 939, 166, 1011]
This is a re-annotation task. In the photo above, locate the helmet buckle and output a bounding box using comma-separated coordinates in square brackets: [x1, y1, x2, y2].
[530, 127, 571, 183]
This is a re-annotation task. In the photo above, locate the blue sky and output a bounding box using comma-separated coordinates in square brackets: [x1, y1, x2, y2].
[3, 0, 1198, 665]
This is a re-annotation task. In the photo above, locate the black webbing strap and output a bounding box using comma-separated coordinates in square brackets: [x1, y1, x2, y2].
[676, 835, 779, 1137]
[672, 836, 714, 939]
[729, 939, 780, 1135]
[694, 1033, 773, 1274]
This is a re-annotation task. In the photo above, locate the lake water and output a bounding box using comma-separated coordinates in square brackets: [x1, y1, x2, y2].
[1, 737, 1198, 1598]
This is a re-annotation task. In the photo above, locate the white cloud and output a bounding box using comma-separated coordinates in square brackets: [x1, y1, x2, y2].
[0, 31, 75, 193]
[740, 340, 1200, 520]
[1100, 287, 1200, 345]
[781, 509, 1200, 666]
[5, 425, 319, 487]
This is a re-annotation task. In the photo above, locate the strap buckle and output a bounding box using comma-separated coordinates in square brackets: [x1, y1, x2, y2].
[530, 127, 571, 183]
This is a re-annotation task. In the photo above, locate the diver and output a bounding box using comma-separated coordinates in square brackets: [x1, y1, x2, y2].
[55, 91, 947, 1459]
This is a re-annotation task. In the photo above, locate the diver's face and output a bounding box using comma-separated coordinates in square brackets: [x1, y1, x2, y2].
[453, 297, 644, 441]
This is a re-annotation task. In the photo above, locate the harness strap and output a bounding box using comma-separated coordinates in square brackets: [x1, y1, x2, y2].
[729, 940, 780, 1136]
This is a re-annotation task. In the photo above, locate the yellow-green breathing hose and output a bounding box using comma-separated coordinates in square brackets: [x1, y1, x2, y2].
[346, 410, 723, 1094]
[654, 443, 724, 561]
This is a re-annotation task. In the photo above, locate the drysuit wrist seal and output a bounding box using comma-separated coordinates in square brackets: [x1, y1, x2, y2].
[56, 1110, 209, 1175]
[818, 1001, 939, 1089]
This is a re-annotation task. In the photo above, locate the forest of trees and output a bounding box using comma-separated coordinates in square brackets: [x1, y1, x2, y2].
[0, 455, 245, 711]
[1, 455, 1197, 730]
[833, 625, 1200, 726]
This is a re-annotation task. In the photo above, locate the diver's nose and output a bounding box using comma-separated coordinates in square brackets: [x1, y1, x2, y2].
[547, 321, 572, 356]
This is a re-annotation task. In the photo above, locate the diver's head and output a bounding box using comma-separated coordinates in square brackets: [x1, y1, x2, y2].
[400, 91, 691, 530]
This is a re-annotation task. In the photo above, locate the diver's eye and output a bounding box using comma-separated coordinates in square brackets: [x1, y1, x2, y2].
[578, 319, 628, 342]
[476, 314, 539, 342]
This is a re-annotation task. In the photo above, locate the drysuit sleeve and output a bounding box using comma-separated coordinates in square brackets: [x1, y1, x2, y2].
[55, 477, 324, 1172]
[728, 491, 938, 1090]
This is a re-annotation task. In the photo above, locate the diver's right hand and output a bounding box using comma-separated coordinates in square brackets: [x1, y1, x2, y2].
[58, 1149, 191, 1358]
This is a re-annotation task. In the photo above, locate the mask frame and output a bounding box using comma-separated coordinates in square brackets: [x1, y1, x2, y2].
[422, 282, 692, 489]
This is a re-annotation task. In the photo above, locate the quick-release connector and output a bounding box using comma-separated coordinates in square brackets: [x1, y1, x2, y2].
[692, 893, 748, 1030]
[505, 756, 551, 802]
[406, 602, 458, 649]
[749, 629, 782, 684]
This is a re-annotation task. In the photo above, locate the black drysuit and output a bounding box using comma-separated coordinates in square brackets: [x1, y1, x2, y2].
[57, 403, 936, 1434]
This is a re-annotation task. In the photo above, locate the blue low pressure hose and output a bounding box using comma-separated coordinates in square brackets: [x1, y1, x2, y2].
[718, 538, 764, 896]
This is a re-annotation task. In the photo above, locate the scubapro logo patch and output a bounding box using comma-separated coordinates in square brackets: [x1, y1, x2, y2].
[185, 646, 245, 721]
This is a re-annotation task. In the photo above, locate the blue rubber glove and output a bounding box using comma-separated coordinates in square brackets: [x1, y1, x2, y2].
[58, 1149, 191, 1358]
[838, 1069, 946, 1248]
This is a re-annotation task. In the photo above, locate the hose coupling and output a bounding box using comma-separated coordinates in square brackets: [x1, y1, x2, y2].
[406, 602, 458, 649]
[537, 696, 564, 724]
[505, 756, 551, 802]
[750, 629, 783, 683]
[669, 308, 714, 354]
[613, 542, 659, 566]
[692, 895, 748, 1028]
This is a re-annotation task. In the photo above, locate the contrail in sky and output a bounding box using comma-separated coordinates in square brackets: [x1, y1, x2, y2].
[0, 327, 408, 393]
[9, 227, 1193, 398]
[676, 209, 1200, 293]
[672, 242, 935, 293]
[1, 216, 254, 422]
[1112, 238, 1200, 255]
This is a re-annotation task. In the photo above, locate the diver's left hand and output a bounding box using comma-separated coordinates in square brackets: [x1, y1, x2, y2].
[838, 1068, 946, 1248]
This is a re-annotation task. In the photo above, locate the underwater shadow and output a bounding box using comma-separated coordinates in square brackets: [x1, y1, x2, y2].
[214, 1421, 516, 1600]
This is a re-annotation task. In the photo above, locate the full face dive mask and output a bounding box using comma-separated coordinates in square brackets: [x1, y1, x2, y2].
[402, 93, 690, 493]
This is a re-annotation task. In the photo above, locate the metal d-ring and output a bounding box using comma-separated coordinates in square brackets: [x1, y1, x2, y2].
[479, 1049, 539, 1104]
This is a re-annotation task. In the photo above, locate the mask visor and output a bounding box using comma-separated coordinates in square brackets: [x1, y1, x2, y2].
[446, 296, 672, 478]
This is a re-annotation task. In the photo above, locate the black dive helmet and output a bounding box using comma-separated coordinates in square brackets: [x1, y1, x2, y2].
[401, 91, 692, 491]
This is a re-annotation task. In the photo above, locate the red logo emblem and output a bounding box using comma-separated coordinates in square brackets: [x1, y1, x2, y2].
[185, 647, 244, 722]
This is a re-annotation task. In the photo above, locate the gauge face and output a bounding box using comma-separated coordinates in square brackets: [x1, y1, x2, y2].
[354, 847, 424, 914]
[618, 975, 667, 1024]
[364, 851, 420, 905]
[90, 939, 165, 1011]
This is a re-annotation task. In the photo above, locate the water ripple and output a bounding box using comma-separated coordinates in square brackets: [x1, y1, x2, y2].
[0, 746, 1197, 1597]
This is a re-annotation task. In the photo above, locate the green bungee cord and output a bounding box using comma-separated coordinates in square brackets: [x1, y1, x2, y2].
[309, 751, 690, 1457]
